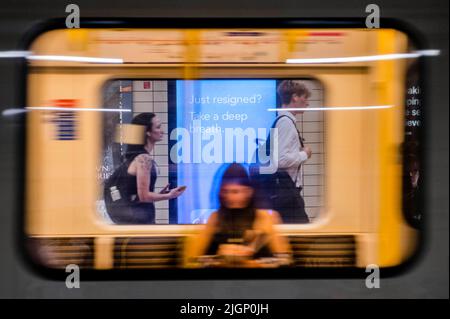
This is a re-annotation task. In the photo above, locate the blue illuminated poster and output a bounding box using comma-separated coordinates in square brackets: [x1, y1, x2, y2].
[172, 80, 277, 224]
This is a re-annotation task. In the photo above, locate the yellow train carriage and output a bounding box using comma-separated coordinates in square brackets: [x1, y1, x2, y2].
[22, 19, 424, 275]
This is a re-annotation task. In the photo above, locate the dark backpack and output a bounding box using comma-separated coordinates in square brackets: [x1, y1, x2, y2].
[249, 115, 291, 207]
[103, 160, 135, 223]
[249, 115, 309, 223]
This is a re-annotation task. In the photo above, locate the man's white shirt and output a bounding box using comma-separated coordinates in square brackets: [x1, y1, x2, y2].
[275, 110, 308, 188]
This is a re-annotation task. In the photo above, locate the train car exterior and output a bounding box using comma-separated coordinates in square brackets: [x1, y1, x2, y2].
[22, 19, 424, 276]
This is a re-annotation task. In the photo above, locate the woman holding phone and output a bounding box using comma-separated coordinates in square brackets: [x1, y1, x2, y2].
[105, 112, 185, 224]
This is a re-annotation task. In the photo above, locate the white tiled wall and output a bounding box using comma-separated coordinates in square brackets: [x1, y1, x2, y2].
[295, 80, 325, 222]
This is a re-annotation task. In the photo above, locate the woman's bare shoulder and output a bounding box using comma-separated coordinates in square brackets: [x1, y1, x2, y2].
[255, 209, 282, 224]
[133, 153, 153, 167]
[255, 209, 273, 220]
[134, 153, 152, 161]
[128, 153, 152, 175]
[207, 211, 219, 222]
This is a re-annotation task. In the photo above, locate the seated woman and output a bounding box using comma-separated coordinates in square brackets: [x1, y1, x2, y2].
[191, 163, 292, 267]
[104, 112, 185, 224]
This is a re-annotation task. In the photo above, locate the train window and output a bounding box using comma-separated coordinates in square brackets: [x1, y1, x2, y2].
[98, 79, 325, 225]
[23, 21, 426, 274]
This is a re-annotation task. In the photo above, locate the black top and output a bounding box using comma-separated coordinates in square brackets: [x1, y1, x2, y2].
[125, 154, 158, 224]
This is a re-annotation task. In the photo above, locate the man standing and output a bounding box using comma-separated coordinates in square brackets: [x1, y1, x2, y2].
[273, 80, 312, 223]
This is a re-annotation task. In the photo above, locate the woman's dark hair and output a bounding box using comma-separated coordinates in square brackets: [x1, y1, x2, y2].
[217, 163, 256, 234]
[125, 112, 156, 161]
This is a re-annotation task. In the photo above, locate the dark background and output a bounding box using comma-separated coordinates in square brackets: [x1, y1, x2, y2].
[0, 0, 448, 298]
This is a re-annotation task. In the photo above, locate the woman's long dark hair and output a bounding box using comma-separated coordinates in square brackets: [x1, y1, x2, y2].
[124, 112, 156, 162]
[217, 163, 256, 234]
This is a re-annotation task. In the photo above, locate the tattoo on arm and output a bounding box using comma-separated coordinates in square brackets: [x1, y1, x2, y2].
[137, 155, 151, 172]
